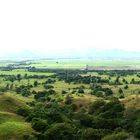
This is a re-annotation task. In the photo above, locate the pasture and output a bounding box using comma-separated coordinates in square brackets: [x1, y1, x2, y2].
[27, 58, 140, 69]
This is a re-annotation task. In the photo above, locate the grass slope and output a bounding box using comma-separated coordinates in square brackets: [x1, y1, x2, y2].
[0, 94, 33, 140]
[0, 94, 28, 113]
[0, 121, 32, 140]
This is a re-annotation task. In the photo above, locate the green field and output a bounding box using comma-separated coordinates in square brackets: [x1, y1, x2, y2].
[0, 58, 140, 69]
[27, 59, 140, 69]
[0, 69, 54, 76]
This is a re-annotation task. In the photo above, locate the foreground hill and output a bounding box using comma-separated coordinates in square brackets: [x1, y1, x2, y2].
[0, 94, 33, 140]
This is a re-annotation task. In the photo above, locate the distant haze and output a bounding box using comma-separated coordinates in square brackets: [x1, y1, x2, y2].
[0, 49, 139, 60]
[0, 0, 140, 58]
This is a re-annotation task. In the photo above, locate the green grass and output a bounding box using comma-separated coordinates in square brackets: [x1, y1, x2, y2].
[0, 121, 32, 140]
[0, 93, 33, 140]
[28, 59, 140, 69]
[53, 81, 89, 92]
[0, 111, 23, 124]
[1, 58, 140, 69]
[6, 92, 34, 103]
[0, 69, 54, 76]
[121, 95, 140, 109]
[0, 94, 28, 113]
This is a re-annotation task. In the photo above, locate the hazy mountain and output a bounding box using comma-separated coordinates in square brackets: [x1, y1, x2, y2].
[0, 49, 140, 60]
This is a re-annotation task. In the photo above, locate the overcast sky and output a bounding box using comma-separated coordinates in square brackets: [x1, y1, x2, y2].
[0, 0, 140, 56]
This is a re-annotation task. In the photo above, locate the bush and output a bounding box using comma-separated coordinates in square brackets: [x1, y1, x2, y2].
[88, 99, 105, 114]
[124, 85, 128, 89]
[44, 123, 75, 140]
[17, 107, 30, 117]
[34, 81, 38, 87]
[23, 134, 37, 140]
[119, 94, 125, 99]
[65, 95, 73, 105]
[102, 132, 130, 140]
[32, 118, 48, 132]
[78, 88, 84, 94]
[62, 90, 67, 94]
[134, 119, 140, 138]
[119, 88, 123, 94]
[95, 91, 104, 97]
[44, 84, 54, 89]
[82, 128, 110, 140]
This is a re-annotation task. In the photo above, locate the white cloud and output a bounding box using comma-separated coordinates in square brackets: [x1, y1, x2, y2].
[0, 0, 140, 56]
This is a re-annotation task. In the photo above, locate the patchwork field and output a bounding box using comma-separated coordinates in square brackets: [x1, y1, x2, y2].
[31, 59, 140, 69]
[2, 58, 140, 69]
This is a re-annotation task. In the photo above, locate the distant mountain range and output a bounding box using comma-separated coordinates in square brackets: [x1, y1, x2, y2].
[0, 49, 140, 60]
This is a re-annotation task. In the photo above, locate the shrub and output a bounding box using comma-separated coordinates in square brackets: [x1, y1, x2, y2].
[124, 85, 128, 89]
[65, 95, 73, 105]
[44, 123, 75, 140]
[32, 118, 48, 132]
[78, 88, 84, 93]
[17, 107, 30, 117]
[134, 119, 140, 138]
[102, 132, 130, 140]
[82, 128, 110, 140]
[62, 90, 67, 94]
[44, 84, 54, 89]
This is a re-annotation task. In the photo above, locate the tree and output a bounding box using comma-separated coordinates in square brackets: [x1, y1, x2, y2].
[6, 83, 10, 90]
[44, 84, 54, 89]
[16, 85, 31, 97]
[17, 74, 21, 82]
[8, 76, 15, 83]
[61, 90, 67, 94]
[10, 84, 13, 90]
[134, 119, 140, 138]
[124, 85, 128, 89]
[47, 89, 56, 95]
[103, 88, 113, 96]
[115, 76, 120, 84]
[119, 88, 123, 94]
[24, 73, 28, 79]
[122, 78, 126, 83]
[78, 88, 84, 94]
[88, 99, 105, 114]
[82, 128, 109, 140]
[34, 91, 47, 99]
[65, 95, 73, 105]
[17, 107, 30, 117]
[131, 78, 135, 84]
[32, 118, 48, 132]
[34, 81, 38, 87]
[102, 132, 129, 140]
[79, 114, 93, 127]
[44, 123, 75, 140]
[122, 108, 140, 131]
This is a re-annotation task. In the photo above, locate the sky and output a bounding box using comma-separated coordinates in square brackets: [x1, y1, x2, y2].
[0, 0, 140, 57]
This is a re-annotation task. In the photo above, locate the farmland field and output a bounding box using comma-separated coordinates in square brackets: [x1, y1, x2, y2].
[6, 58, 140, 69]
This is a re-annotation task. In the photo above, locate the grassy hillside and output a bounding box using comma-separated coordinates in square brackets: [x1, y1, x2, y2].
[0, 94, 33, 140]
[0, 94, 28, 113]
